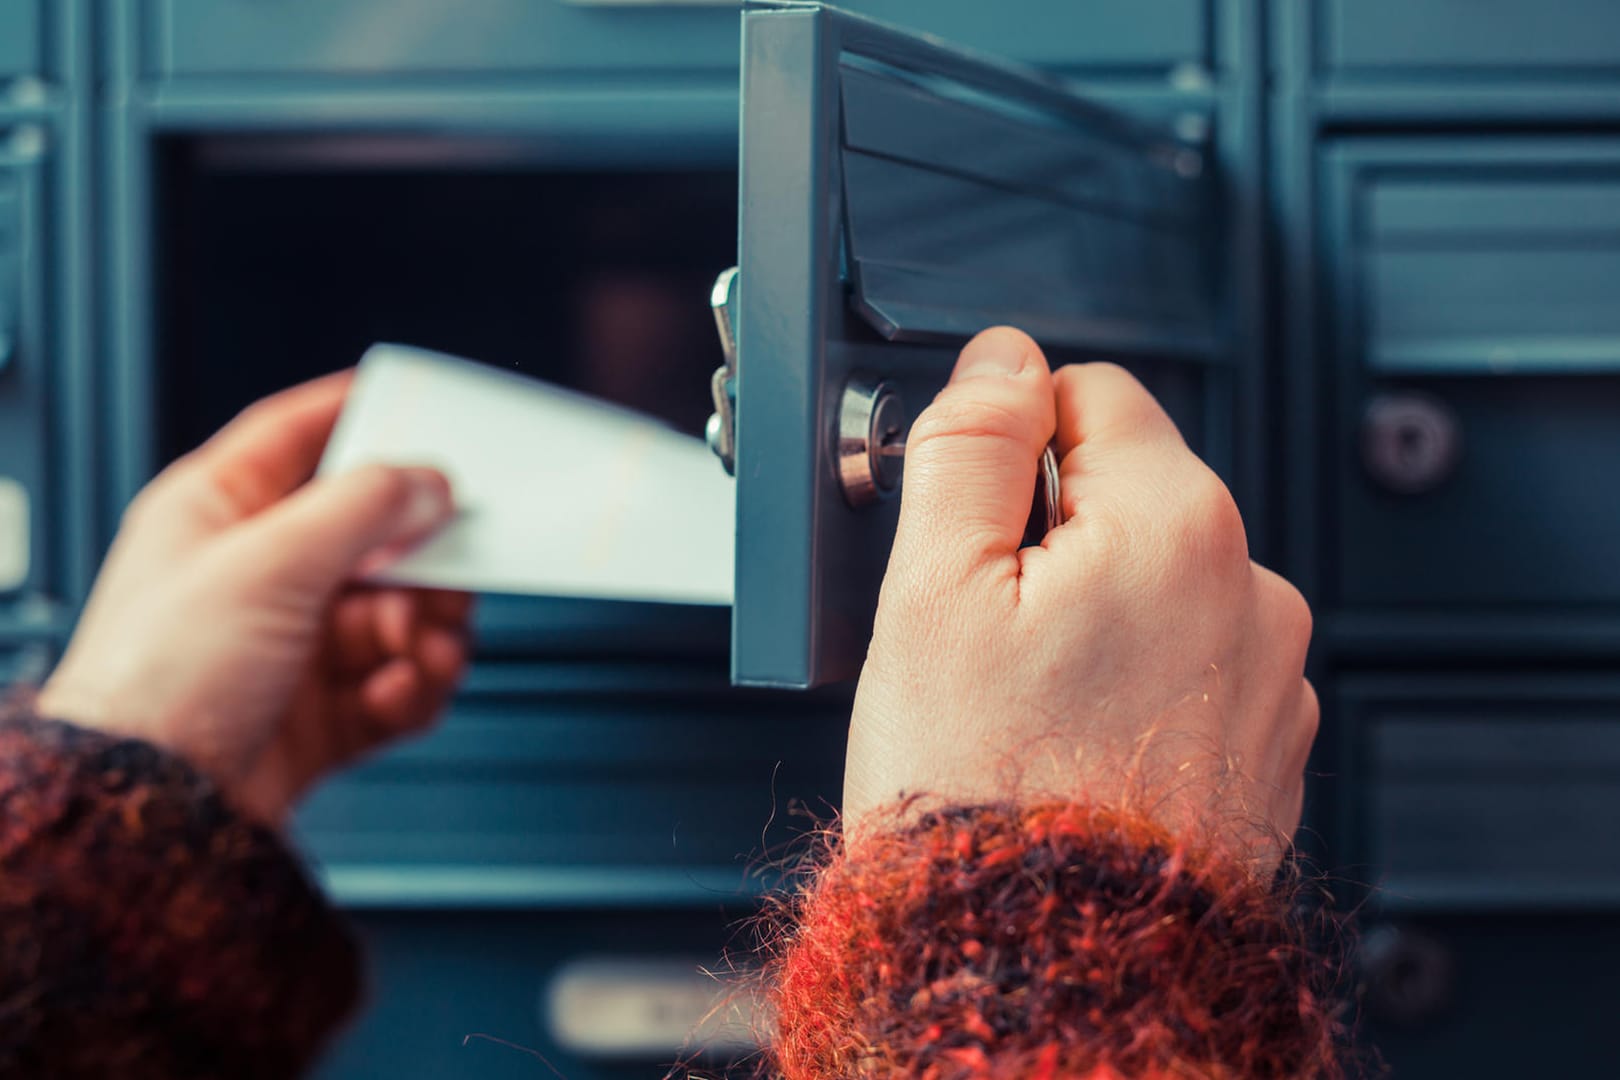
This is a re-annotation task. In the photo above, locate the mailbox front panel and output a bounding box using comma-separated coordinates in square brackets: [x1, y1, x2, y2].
[1323, 0, 1620, 74]
[144, 0, 742, 77]
[1342, 675, 1620, 910]
[731, 3, 1221, 688]
[1326, 139, 1620, 610]
[0, 1, 44, 81]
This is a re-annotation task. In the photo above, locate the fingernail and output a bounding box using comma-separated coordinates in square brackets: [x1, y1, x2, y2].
[401, 470, 454, 534]
[953, 327, 1032, 381]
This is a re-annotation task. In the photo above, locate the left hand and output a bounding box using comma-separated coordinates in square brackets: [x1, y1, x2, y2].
[39, 371, 473, 825]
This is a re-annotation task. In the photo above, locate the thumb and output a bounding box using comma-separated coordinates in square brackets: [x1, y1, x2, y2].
[890, 327, 1054, 583]
[232, 464, 454, 595]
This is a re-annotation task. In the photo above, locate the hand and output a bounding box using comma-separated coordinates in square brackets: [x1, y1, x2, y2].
[39, 372, 474, 825]
[844, 328, 1317, 870]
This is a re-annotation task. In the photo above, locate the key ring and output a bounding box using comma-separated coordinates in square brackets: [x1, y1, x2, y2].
[1023, 443, 1066, 547]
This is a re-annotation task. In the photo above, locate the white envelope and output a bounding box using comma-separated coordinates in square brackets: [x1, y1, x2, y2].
[318, 343, 735, 605]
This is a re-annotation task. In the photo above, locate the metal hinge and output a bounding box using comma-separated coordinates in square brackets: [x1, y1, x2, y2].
[703, 266, 740, 475]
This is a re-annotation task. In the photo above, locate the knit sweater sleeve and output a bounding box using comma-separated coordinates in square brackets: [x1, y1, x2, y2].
[0, 707, 362, 1079]
[765, 802, 1346, 1080]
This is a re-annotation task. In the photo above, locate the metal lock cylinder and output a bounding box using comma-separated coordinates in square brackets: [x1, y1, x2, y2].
[838, 375, 907, 507]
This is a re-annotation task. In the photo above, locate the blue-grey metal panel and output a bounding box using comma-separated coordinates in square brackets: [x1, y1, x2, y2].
[841, 0, 1210, 71]
[0, 639, 51, 685]
[1363, 175, 1620, 376]
[0, 1, 43, 80]
[0, 130, 49, 605]
[313, 910, 751, 1080]
[142, 0, 742, 79]
[839, 61, 1216, 356]
[1327, 139, 1620, 610]
[1362, 915, 1620, 1074]
[295, 663, 849, 906]
[1341, 675, 1620, 911]
[142, 0, 1211, 83]
[732, 3, 1220, 688]
[1324, 0, 1620, 73]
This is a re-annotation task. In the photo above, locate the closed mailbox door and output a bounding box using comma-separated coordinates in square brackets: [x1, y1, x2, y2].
[1325, 139, 1620, 614]
[725, 3, 1222, 688]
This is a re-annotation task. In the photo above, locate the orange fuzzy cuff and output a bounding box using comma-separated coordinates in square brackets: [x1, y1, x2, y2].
[766, 803, 1346, 1080]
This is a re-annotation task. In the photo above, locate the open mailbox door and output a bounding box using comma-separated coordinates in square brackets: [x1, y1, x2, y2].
[714, 2, 1221, 688]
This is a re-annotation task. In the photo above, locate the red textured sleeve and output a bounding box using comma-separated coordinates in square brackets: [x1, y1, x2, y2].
[765, 803, 1346, 1080]
[0, 706, 362, 1079]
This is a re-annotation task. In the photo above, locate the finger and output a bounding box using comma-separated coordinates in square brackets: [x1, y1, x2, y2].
[361, 655, 456, 741]
[415, 624, 469, 688]
[359, 657, 428, 732]
[327, 591, 391, 674]
[187, 370, 356, 517]
[1052, 362, 1184, 461]
[373, 589, 418, 657]
[420, 588, 475, 627]
[890, 327, 1055, 582]
[231, 464, 455, 600]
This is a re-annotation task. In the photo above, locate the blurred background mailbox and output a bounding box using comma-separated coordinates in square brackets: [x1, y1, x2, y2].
[5, 0, 1620, 1075]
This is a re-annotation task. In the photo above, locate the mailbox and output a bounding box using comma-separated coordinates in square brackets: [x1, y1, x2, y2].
[720, 3, 1222, 688]
[1324, 138, 1620, 612]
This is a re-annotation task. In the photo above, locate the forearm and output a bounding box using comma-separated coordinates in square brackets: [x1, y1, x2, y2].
[0, 701, 361, 1078]
[767, 802, 1345, 1079]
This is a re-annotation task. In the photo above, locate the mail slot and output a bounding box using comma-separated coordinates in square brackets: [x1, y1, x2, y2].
[294, 662, 848, 905]
[313, 909, 750, 1079]
[0, 2, 45, 82]
[1341, 675, 1620, 910]
[1323, 0, 1620, 74]
[1326, 138, 1620, 609]
[0, 129, 49, 603]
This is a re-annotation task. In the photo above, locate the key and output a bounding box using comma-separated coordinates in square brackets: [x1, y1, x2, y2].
[1022, 443, 1065, 548]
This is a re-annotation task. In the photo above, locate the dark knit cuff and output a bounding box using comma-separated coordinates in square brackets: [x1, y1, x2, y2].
[767, 803, 1345, 1080]
[0, 707, 362, 1079]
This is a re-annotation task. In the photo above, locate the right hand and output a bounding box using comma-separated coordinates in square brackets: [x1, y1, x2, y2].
[844, 328, 1317, 871]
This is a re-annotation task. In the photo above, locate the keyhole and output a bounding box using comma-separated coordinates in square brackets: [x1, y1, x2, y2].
[1396, 422, 1428, 469]
[1361, 392, 1462, 495]
[877, 420, 905, 458]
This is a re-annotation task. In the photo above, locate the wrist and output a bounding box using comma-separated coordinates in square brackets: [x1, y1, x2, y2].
[36, 665, 280, 823]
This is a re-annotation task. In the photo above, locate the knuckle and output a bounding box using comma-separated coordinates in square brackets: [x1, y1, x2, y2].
[346, 462, 412, 508]
[1300, 680, 1321, 736]
[1178, 464, 1248, 565]
[230, 395, 274, 429]
[1255, 565, 1315, 652]
[120, 461, 193, 528]
[1277, 577, 1315, 645]
[1066, 361, 1160, 421]
[908, 394, 1032, 451]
